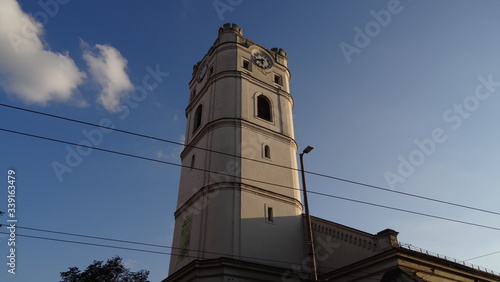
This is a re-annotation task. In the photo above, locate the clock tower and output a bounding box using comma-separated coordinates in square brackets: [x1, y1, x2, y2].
[166, 24, 305, 281]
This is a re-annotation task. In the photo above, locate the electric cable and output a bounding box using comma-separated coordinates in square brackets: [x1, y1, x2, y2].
[465, 250, 500, 262]
[1, 103, 500, 218]
[9, 225, 308, 266]
[1, 127, 500, 232]
[0, 230, 331, 274]
[17, 225, 499, 268]
[2, 226, 498, 278]
[0, 231, 172, 255]
[0, 228, 412, 280]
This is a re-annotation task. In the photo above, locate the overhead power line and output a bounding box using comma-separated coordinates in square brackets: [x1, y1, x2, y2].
[306, 170, 500, 217]
[1, 127, 500, 232]
[1, 103, 500, 218]
[2, 225, 498, 278]
[0, 231, 172, 256]
[1, 225, 320, 268]
[308, 190, 500, 231]
[0, 229, 329, 274]
[465, 250, 500, 262]
[0, 226, 405, 279]
[8, 229, 384, 281]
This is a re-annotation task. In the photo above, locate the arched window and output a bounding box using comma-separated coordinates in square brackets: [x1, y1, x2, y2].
[264, 145, 271, 159]
[257, 95, 272, 121]
[193, 105, 202, 132]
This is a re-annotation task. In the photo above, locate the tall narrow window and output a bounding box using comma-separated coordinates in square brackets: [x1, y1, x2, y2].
[190, 154, 195, 170]
[267, 207, 274, 222]
[257, 95, 272, 121]
[264, 145, 271, 159]
[193, 105, 202, 132]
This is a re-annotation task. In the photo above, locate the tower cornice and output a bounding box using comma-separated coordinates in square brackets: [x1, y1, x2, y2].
[174, 182, 303, 218]
[180, 117, 298, 158]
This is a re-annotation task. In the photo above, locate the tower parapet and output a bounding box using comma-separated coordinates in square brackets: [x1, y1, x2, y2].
[218, 23, 243, 36]
[270, 47, 288, 67]
[192, 24, 290, 79]
[191, 23, 245, 79]
[217, 23, 244, 44]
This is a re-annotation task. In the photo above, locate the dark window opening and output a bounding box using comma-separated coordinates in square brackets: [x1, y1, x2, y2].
[193, 105, 202, 132]
[274, 74, 282, 85]
[190, 154, 195, 170]
[267, 207, 274, 222]
[243, 60, 250, 70]
[264, 145, 270, 159]
[257, 95, 272, 121]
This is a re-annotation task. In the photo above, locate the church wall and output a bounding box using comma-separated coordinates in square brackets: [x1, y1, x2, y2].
[176, 124, 240, 207]
[240, 188, 304, 270]
[169, 185, 240, 274]
[311, 216, 397, 274]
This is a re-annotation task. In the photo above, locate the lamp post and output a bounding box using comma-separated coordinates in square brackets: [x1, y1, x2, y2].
[299, 145, 318, 282]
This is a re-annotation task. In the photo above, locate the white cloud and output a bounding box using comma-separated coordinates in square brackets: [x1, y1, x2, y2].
[0, 0, 86, 105]
[122, 258, 138, 270]
[82, 42, 133, 113]
[156, 149, 180, 161]
[156, 150, 172, 160]
[156, 135, 185, 161]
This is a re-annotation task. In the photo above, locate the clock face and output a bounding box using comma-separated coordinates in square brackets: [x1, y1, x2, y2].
[252, 52, 273, 69]
[197, 64, 208, 81]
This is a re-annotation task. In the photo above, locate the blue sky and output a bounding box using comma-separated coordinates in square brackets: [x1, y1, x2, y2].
[1, 0, 500, 281]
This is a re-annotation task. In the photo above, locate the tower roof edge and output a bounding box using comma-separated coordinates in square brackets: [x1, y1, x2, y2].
[218, 23, 243, 36]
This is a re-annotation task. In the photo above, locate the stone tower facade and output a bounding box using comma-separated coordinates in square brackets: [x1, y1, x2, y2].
[166, 23, 304, 280]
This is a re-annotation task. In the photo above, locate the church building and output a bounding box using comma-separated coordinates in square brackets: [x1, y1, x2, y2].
[164, 24, 500, 282]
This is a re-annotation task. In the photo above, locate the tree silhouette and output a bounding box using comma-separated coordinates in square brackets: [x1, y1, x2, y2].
[60, 256, 149, 282]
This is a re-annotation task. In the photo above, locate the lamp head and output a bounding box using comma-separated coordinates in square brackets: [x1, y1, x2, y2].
[303, 146, 314, 154]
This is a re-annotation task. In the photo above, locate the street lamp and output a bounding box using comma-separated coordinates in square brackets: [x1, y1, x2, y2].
[299, 146, 318, 282]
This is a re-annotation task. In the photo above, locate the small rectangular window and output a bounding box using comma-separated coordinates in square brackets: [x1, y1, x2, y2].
[267, 207, 274, 222]
[209, 66, 214, 76]
[243, 59, 250, 70]
[190, 154, 195, 170]
[274, 74, 282, 85]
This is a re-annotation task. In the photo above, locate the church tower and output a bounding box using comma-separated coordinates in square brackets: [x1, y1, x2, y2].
[166, 24, 304, 281]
